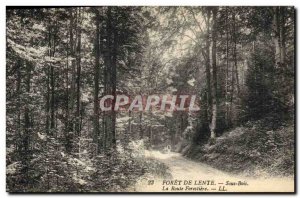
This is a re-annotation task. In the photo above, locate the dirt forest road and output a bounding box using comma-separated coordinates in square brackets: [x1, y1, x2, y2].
[133, 151, 294, 192]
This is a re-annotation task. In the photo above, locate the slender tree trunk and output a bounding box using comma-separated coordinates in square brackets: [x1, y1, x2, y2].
[111, 8, 117, 149]
[65, 43, 71, 153]
[76, 8, 82, 136]
[225, 7, 230, 126]
[204, 10, 212, 124]
[23, 61, 32, 183]
[102, 27, 108, 152]
[50, 57, 55, 131]
[93, 9, 100, 150]
[50, 24, 57, 134]
[232, 10, 240, 95]
[16, 59, 21, 151]
[23, 63, 31, 152]
[67, 8, 76, 152]
[46, 28, 51, 135]
[103, 7, 113, 151]
[71, 12, 77, 129]
[210, 7, 218, 141]
[230, 18, 235, 121]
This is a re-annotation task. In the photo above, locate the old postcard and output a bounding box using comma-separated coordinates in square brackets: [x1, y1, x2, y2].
[6, 6, 295, 193]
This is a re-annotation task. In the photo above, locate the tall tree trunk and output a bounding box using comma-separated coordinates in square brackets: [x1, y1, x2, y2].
[102, 7, 113, 151]
[76, 8, 82, 136]
[225, 7, 230, 127]
[210, 7, 218, 141]
[204, 10, 212, 124]
[16, 59, 21, 151]
[232, 10, 240, 95]
[230, 14, 235, 121]
[111, 8, 117, 149]
[93, 9, 100, 150]
[25, 67, 31, 142]
[102, 26, 108, 152]
[23, 61, 32, 184]
[50, 24, 57, 135]
[65, 43, 72, 153]
[46, 27, 51, 135]
[50, 57, 55, 132]
[67, 8, 76, 152]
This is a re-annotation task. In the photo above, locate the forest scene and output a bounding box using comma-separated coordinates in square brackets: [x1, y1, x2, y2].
[6, 6, 295, 192]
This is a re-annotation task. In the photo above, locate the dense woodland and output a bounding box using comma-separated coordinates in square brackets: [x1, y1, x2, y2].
[6, 6, 294, 192]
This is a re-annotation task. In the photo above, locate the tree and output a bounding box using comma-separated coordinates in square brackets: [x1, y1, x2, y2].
[210, 7, 218, 141]
[93, 8, 101, 151]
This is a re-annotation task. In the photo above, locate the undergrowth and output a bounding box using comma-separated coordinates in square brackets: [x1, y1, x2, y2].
[185, 119, 294, 177]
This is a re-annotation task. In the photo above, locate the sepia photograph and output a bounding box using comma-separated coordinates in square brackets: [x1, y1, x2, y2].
[6, 6, 295, 193]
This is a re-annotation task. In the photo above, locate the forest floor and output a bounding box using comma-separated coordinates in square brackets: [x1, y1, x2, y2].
[133, 150, 294, 192]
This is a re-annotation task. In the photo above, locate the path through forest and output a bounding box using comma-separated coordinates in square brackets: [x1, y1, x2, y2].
[133, 151, 294, 192]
